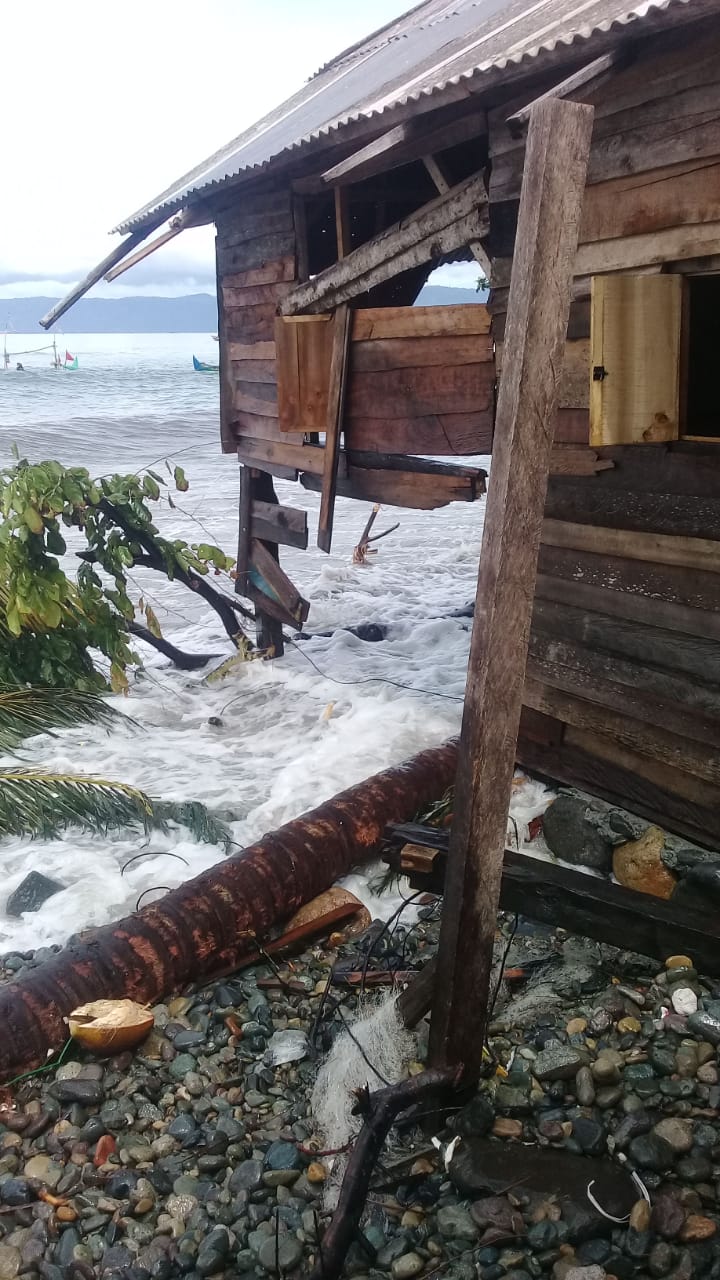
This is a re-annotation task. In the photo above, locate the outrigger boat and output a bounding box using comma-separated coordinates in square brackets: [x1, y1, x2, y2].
[193, 355, 219, 372]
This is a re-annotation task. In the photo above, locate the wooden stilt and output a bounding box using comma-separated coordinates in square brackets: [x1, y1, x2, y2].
[427, 99, 594, 1080]
[318, 305, 351, 553]
[249, 471, 285, 656]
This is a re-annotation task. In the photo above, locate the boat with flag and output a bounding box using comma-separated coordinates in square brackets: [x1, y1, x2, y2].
[193, 355, 218, 372]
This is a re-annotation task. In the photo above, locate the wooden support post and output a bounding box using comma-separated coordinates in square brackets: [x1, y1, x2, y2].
[318, 305, 351, 553]
[236, 464, 252, 594]
[249, 471, 285, 657]
[428, 98, 594, 1080]
[334, 188, 351, 259]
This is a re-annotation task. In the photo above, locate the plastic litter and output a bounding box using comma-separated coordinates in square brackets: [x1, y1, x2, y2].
[264, 1029, 310, 1066]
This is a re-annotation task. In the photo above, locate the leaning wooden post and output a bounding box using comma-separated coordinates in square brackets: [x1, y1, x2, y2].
[428, 98, 594, 1079]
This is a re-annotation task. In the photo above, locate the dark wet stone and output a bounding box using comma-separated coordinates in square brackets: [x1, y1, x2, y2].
[167, 1115, 198, 1143]
[494, 1084, 531, 1112]
[562, 1202, 612, 1244]
[629, 1133, 676, 1172]
[649, 1045, 677, 1077]
[571, 1118, 606, 1157]
[456, 1095, 495, 1138]
[104, 1170, 140, 1199]
[648, 1241, 675, 1277]
[687, 1011, 720, 1045]
[576, 1239, 613, 1266]
[229, 1160, 264, 1193]
[54, 1227, 81, 1267]
[196, 1227, 230, 1276]
[50, 1079, 104, 1105]
[527, 1222, 559, 1251]
[173, 1030, 206, 1050]
[6, 872, 64, 917]
[169, 1054, 197, 1081]
[534, 1047, 586, 1081]
[587, 1009, 613, 1036]
[542, 795, 615, 873]
[263, 1141, 301, 1173]
[626, 1229, 653, 1260]
[675, 1152, 713, 1182]
[101, 1245, 134, 1272]
[650, 1191, 686, 1239]
[99, 1099, 134, 1130]
[0, 1178, 33, 1206]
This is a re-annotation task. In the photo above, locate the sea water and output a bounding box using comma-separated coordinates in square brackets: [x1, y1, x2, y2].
[0, 333, 489, 950]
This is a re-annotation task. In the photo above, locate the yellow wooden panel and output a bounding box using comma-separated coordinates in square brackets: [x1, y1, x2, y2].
[589, 274, 684, 446]
[275, 315, 333, 433]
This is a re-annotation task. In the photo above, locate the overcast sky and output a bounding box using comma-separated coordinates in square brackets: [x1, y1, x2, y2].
[2, 0, 427, 301]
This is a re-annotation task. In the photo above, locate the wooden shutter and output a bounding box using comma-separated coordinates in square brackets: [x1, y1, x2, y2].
[275, 315, 333, 433]
[589, 274, 685, 446]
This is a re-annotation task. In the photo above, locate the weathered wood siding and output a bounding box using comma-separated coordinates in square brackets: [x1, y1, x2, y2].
[517, 444, 720, 847]
[483, 20, 720, 843]
[216, 187, 300, 454]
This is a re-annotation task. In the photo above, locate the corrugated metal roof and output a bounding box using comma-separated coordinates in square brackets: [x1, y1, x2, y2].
[114, 0, 698, 234]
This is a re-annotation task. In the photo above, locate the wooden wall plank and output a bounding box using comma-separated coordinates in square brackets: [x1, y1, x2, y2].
[545, 483, 720, 540]
[230, 411, 302, 444]
[227, 340, 275, 362]
[351, 333, 493, 371]
[352, 304, 490, 340]
[230, 359, 276, 384]
[524, 679, 720, 785]
[532, 596, 720, 686]
[535, 571, 720, 645]
[223, 257, 296, 289]
[541, 519, 720, 574]
[346, 362, 495, 419]
[537, 543, 720, 613]
[344, 411, 493, 456]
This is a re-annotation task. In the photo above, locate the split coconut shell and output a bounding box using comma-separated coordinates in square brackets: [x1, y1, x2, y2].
[67, 999, 154, 1055]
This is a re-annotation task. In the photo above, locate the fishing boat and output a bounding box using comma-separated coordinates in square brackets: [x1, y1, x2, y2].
[193, 355, 219, 372]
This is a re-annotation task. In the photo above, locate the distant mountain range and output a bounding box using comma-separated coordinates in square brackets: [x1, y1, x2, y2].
[2, 285, 483, 334]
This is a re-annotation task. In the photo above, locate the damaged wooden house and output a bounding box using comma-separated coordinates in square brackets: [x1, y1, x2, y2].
[45, 0, 720, 1051]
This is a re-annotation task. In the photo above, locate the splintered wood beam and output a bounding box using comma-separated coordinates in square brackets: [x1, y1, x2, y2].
[423, 155, 450, 194]
[39, 224, 163, 329]
[104, 205, 212, 282]
[506, 50, 624, 138]
[316, 108, 487, 190]
[281, 173, 488, 315]
[428, 98, 594, 1081]
[318, 305, 351, 553]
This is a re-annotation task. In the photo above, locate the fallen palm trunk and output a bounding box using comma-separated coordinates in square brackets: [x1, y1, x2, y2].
[0, 739, 458, 1081]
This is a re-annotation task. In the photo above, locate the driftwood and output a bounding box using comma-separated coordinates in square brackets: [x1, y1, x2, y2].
[309, 1068, 460, 1280]
[0, 740, 459, 1081]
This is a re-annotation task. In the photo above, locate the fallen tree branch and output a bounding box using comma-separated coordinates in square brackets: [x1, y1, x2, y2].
[309, 1067, 461, 1280]
[0, 738, 459, 1080]
[126, 621, 219, 671]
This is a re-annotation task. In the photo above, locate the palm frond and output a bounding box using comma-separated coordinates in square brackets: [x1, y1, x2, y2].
[0, 770, 153, 840]
[152, 800, 233, 851]
[0, 686, 123, 752]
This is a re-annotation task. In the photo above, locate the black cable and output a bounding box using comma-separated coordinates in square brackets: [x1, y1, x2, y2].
[286, 637, 464, 704]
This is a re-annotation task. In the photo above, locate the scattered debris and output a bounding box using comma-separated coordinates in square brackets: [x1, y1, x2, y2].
[67, 999, 154, 1055]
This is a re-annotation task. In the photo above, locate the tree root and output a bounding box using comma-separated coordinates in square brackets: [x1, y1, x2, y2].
[309, 1067, 461, 1280]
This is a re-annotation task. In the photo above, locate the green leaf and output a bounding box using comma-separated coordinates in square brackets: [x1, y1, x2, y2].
[23, 506, 43, 534]
[173, 466, 189, 492]
[145, 605, 162, 639]
[46, 528, 67, 556]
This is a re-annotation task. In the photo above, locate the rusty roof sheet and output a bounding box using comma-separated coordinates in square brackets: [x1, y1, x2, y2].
[115, 0, 698, 233]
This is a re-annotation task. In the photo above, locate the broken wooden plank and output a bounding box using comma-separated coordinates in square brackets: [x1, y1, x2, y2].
[429, 99, 594, 1081]
[317, 109, 487, 189]
[318, 305, 351, 553]
[275, 314, 334, 433]
[236, 436, 323, 477]
[249, 538, 310, 627]
[506, 50, 625, 138]
[250, 499, 308, 549]
[344, 411, 493, 456]
[301, 463, 482, 510]
[236, 466, 252, 593]
[281, 174, 489, 315]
